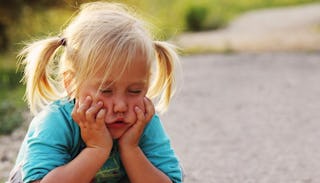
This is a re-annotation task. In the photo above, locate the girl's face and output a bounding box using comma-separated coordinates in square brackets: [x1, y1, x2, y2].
[77, 52, 149, 139]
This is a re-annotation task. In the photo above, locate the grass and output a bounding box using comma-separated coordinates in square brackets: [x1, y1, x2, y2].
[0, 66, 26, 135]
[132, 0, 320, 33]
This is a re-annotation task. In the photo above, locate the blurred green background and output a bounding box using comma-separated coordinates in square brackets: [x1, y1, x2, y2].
[0, 0, 318, 135]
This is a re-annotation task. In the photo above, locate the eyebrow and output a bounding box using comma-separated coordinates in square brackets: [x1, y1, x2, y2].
[100, 80, 148, 87]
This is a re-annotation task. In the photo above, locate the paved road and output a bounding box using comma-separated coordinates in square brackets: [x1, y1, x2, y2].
[160, 52, 320, 183]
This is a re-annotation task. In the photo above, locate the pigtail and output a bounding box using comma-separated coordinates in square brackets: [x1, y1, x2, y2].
[19, 37, 65, 114]
[149, 41, 180, 113]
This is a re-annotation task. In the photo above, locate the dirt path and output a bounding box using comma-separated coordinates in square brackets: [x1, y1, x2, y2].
[173, 3, 320, 52]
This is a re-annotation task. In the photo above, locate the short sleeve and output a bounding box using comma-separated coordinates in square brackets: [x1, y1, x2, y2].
[139, 115, 183, 183]
[21, 106, 76, 182]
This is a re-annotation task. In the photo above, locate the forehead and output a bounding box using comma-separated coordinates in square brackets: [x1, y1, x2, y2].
[94, 50, 149, 85]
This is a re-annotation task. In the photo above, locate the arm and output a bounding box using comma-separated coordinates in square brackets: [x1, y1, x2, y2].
[37, 147, 109, 183]
[118, 98, 172, 183]
[120, 146, 172, 183]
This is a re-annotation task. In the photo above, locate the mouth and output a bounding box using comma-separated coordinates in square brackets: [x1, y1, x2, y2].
[106, 120, 127, 129]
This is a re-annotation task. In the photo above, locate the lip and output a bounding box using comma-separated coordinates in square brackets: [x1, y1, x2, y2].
[106, 121, 127, 129]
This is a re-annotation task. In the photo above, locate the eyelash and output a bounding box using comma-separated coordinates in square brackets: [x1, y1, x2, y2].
[129, 90, 141, 94]
[100, 89, 112, 93]
[100, 89, 142, 94]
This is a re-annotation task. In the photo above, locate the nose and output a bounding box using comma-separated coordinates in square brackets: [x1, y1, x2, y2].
[112, 95, 128, 114]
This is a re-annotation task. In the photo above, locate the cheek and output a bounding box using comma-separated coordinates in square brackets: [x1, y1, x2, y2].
[77, 91, 95, 104]
[94, 95, 110, 108]
[127, 97, 145, 122]
[128, 96, 145, 112]
[93, 95, 145, 113]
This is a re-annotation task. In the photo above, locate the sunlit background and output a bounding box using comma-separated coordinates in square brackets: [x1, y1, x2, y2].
[1, 0, 320, 182]
[0, 0, 318, 135]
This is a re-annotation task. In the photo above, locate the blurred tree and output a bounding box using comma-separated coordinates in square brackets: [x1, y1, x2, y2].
[186, 5, 209, 31]
[0, 0, 86, 52]
[0, 0, 23, 52]
[23, 0, 85, 9]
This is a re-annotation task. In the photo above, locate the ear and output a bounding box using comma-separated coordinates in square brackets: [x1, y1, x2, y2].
[63, 71, 74, 96]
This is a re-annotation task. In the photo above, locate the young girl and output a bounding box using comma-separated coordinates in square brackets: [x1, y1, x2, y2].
[8, 1, 182, 183]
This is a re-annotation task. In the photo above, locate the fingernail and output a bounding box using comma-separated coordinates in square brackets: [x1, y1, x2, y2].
[135, 106, 140, 111]
[97, 101, 103, 106]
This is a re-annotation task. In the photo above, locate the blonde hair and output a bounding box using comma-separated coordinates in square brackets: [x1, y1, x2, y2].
[19, 1, 180, 114]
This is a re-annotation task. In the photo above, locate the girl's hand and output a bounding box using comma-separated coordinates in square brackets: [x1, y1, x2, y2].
[72, 96, 113, 152]
[118, 97, 155, 149]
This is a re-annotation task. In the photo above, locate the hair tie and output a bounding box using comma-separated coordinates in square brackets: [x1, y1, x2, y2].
[60, 38, 67, 46]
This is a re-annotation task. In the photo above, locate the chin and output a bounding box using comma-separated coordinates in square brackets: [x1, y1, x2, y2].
[110, 132, 123, 139]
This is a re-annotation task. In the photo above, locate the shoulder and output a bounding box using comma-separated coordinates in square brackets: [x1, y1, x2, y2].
[35, 99, 74, 122]
[139, 114, 170, 147]
[144, 114, 163, 131]
[17, 99, 81, 182]
[142, 114, 167, 138]
[30, 99, 75, 129]
[27, 98, 78, 143]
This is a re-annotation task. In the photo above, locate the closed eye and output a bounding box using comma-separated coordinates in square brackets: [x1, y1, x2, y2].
[128, 90, 142, 94]
[100, 89, 112, 94]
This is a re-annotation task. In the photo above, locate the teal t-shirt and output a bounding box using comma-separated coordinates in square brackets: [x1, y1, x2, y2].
[14, 99, 182, 183]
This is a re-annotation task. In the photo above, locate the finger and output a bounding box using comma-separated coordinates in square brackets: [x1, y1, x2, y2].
[134, 106, 145, 128]
[85, 101, 103, 122]
[96, 108, 106, 128]
[73, 104, 86, 128]
[72, 100, 80, 124]
[143, 97, 155, 122]
[77, 96, 92, 119]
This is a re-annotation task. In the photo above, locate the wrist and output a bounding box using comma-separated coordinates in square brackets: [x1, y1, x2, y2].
[119, 144, 140, 157]
[84, 146, 112, 160]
